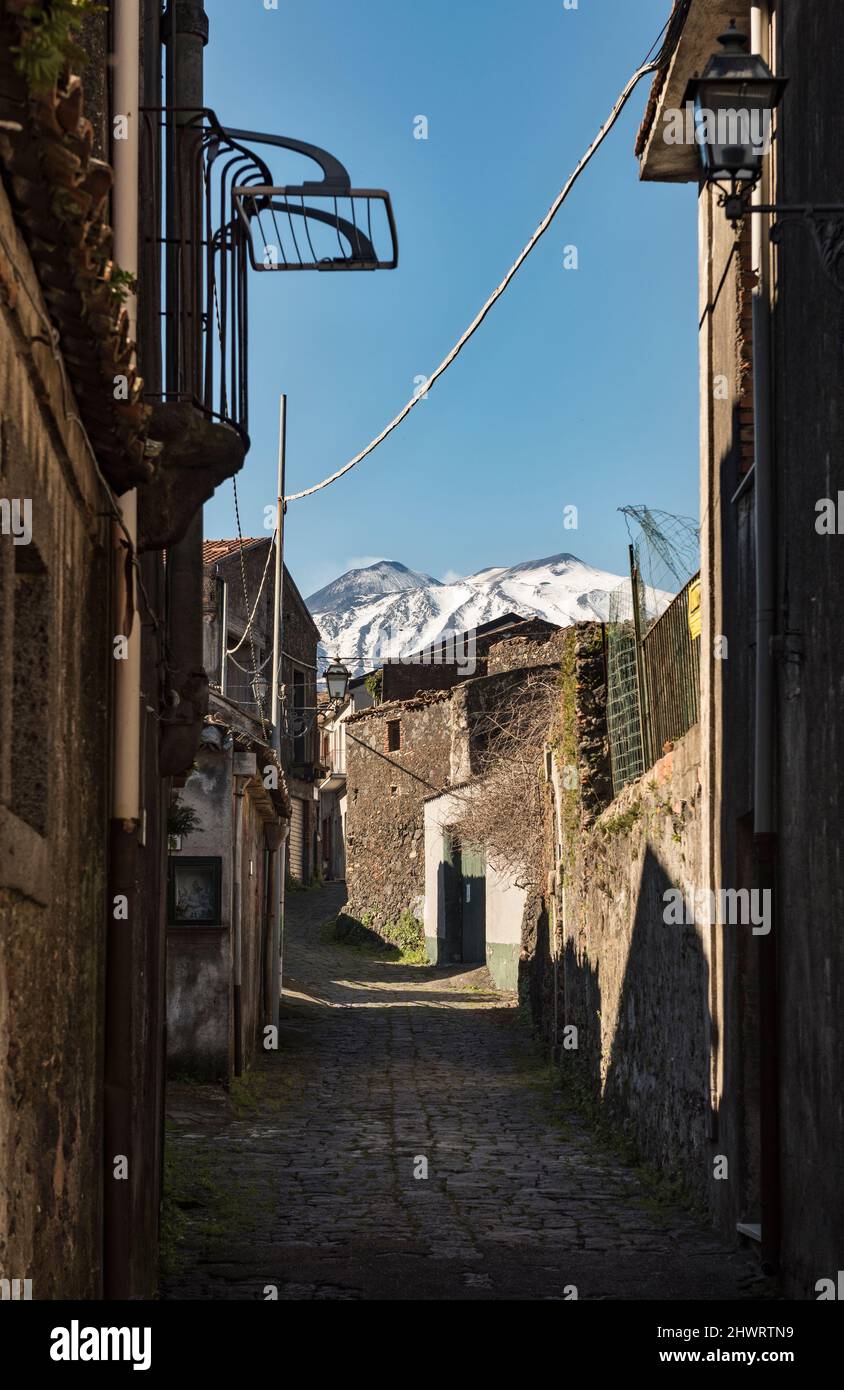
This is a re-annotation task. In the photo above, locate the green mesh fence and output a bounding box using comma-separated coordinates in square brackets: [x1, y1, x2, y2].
[606, 508, 701, 797]
[606, 587, 645, 794]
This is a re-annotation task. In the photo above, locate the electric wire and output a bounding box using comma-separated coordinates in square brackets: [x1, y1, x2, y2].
[224, 527, 277, 655]
[284, 7, 691, 503]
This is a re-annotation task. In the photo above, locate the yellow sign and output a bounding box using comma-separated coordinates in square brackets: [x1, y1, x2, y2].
[688, 579, 702, 641]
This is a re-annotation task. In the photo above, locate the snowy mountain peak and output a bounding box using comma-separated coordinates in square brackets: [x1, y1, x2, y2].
[306, 559, 441, 614]
[308, 552, 634, 675]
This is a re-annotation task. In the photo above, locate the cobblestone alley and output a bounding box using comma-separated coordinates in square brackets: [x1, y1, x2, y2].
[162, 884, 760, 1302]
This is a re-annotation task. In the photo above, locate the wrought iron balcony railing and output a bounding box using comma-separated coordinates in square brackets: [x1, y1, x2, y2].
[140, 106, 398, 447]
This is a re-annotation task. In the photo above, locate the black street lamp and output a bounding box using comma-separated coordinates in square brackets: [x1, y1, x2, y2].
[323, 657, 351, 703]
[687, 22, 844, 291]
[684, 21, 786, 191]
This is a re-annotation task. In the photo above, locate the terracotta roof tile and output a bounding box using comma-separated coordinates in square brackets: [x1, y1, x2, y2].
[203, 537, 267, 567]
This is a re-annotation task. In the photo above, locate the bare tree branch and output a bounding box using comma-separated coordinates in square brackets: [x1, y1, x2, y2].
[447, 672, 558, 890]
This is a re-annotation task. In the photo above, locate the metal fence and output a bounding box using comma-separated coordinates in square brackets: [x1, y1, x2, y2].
[607, 571, 701, 796]
[642, 574, 701, 763]
[606, 598, 646, 794]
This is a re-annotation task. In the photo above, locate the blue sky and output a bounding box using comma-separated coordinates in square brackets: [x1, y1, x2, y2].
[203, 0, 698, 599]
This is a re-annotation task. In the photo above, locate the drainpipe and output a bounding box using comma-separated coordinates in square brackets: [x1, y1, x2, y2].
[750, 0, 780, 1274]
[111, 0, 141, 825]
[233, 778, 245, 1077]
[219, 573, 228, 695]
[104, 0, 141, 1302]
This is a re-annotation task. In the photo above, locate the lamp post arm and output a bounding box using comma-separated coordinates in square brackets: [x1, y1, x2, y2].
[720, 192, 844, 293]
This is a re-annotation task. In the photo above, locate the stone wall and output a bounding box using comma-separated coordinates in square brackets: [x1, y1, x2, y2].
[380, 617, 561, 702]
[345, 692, 453, 929]
[0, 180, 111, 1298]
[485, 626, 570, 676]
[573, 624, 612, 823]
[560, 730, 708, 1205]
[530, 728, 709, 1196]
[523, 628, 712, 1214]
[345, 634, 573, 936]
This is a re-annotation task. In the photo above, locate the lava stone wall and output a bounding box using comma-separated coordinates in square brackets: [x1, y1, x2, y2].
[485, 627, 570, 676]
[0, 183, 111, 1298]
[523, 625, 712, 1213]
[561, 730, 708, 1205]
[344, 692, 453, 929]
[379, 618, 561, 702]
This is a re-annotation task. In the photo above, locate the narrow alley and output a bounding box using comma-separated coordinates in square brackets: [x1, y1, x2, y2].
[162, 884, 758, 1302]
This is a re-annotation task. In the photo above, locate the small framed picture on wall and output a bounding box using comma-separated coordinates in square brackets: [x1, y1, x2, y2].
[168, 856, 223, 926]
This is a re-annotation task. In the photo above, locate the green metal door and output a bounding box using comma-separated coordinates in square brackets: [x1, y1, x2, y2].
[459, 842, 486, 965]
[442, 833, 463, 964]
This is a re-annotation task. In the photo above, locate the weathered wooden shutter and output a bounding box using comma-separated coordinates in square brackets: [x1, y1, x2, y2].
[289, 798, 305, 881]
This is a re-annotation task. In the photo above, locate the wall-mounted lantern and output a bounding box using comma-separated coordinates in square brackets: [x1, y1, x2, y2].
[684, 22, 786, 190]
[686, 21, 844, 291]
[323, 657, 351, 703]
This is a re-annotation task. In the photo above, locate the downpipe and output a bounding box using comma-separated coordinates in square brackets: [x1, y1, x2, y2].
[104, 0, 141, 1301]
[233, 780, 245, 1077]
[751, 0, 781, 1276]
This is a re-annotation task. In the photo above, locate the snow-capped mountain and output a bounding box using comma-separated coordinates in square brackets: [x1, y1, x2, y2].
[307, 553, 637, 674]
[307, 560, 441, 612]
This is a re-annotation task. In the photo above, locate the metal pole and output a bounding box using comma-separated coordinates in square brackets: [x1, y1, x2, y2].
[271, 394, 287, 738]
[270, 395, 287, 1030]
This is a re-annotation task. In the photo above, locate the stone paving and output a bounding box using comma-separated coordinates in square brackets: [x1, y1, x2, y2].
[162, 883, 761, 1301]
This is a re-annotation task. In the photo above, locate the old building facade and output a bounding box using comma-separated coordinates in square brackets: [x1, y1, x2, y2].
[344, 621, 568, 983]
[167, 697, 290, 1080]
[0, 0, 284, 1298]
[202, 537, 322, 884]
[633, 0, 844, 1295]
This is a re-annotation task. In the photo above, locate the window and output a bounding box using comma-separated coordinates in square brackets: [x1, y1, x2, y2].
[386, 719, 402, 753]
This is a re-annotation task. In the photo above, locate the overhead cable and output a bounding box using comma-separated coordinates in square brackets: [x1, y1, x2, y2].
[284, 8, 690, 503]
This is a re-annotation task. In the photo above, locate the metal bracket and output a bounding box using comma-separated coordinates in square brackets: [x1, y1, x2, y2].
[718, 183, 844, 292]
[765, 207, 844, 295]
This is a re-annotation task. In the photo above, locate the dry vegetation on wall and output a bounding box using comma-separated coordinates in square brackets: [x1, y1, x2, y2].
[448, 671, 559, 890]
